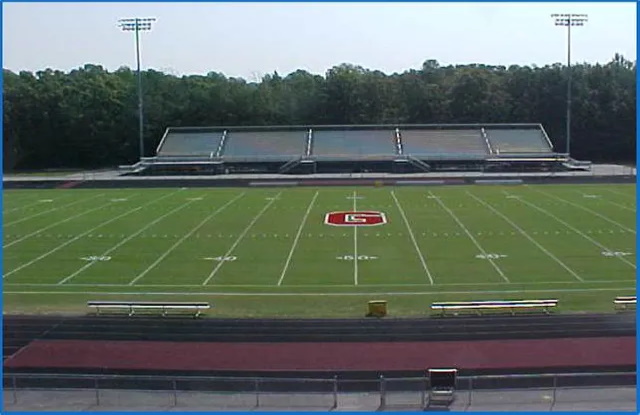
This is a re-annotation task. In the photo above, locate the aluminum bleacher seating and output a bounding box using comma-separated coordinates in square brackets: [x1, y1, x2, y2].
[485, 128, 553, 154]
[222, 130, 306, 162]
[157, 131, 223, 158]
[311, 129, 397, 160]
[400, 128, 487, 159]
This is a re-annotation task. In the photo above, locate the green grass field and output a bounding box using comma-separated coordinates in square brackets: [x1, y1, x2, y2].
[3, 183, 636, 317]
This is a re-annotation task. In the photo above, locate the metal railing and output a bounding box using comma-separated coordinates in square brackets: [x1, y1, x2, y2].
[3, 371, 635, 410]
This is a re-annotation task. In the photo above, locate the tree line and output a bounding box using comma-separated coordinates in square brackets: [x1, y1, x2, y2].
[3, 54, 635, 171]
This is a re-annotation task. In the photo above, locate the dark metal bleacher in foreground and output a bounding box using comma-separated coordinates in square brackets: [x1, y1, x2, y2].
[87, 301, 210, 317]
[431, 299, 558, 317]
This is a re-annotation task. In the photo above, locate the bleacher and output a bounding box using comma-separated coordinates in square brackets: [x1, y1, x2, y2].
[485, 128, 554, 155]
[156, 129, 223, 159]
[400, 128, 488, 160]
[222, 130, 307, 162]
[311, 128, 397, 160]
[132, 123, 574, 175]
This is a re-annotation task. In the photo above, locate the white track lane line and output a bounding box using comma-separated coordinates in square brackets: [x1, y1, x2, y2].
[504, 191, 636, 269]
[534, 188, 635, 233]
[277, 191, 319, 286]
[4, 190, 182, 279]
[128, 192, 246, 286]
[4, 193, 105, 227]
[467, 191, 583, 282]
[202, 192, 282, 286]
[57, 195, 204, 285]
[391, 191, 434, 284]
[428, 191, 509, 283]
[575, 190, 636, 213]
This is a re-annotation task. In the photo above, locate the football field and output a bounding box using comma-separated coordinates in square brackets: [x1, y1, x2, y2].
[3, 183, 636, 317]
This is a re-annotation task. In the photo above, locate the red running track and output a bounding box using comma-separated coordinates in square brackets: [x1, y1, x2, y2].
[5, 337, 635, 372]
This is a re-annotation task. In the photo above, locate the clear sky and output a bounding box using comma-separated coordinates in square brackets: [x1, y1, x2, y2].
[3, 2, 636, 79]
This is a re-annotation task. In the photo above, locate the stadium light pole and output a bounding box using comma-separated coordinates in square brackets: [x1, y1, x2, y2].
[118, 17, 156, 162]
[551, 13, 588, 158]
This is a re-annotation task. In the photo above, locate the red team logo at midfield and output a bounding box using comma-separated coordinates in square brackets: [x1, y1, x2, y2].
[324, 211, 387, 226]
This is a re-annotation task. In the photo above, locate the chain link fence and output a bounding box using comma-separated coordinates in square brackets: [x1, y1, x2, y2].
[3, 371, 635, 411]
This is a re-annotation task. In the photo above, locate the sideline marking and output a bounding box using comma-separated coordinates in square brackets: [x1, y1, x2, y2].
[391, 191, 434, 284]
[4, 286, 630, 297]
[278, 191, 319, 286]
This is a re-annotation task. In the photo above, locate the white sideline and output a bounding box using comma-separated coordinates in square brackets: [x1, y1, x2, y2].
[3, 286, 629, 297]
[57, 195, 204, 285]
[504, 191, 636, 269]
[277, 191, 319, 286]
[352, 190, 358, 286]
[4, 190, 181, 279]
[466, 191, 584, 282]
[4, 195, 109, 248]
[428, 191, 509, 283]
[534, 188, 635, 234]
[201, 192, 282, 286]
[128, 192, 246, 286]
[5, 279, 635, 288]
[391, 191, 434, 284]
[3, 193, 103, 224]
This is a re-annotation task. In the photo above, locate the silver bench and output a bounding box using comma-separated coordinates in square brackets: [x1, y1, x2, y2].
[431, 299, 558, 316]
[614, 296, 636, 311]
[87, 301, 210, 317]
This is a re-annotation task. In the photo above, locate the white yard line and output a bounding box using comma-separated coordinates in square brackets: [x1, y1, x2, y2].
[534, 188, 635, 233]
[4, 286, 630, 297]
[352, 190, 358, 286]
[277, 191, 319, 286]
[467, 191, 584, 282]
[202, 192, 282, 286]
[57, 196, 203, 285]
[128, 192, 246, 286]
[504, 191, 636, 269]
[4, 203, 112, 249]
[3, 190, 181, 279]
[4, 193, 104, 227]
[390, 191, 434, 284]
[428, 191, 509, 282]
[577, 190, 636, 212]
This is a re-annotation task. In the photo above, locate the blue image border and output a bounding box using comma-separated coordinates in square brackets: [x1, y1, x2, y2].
[0, 1, 637, 414]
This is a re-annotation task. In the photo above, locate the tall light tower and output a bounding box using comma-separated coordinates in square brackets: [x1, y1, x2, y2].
[118, 17, 156, 161]
[551, 13, 588, 157]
